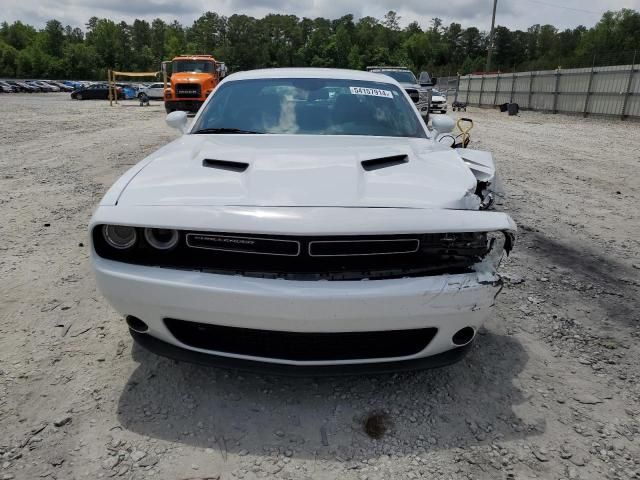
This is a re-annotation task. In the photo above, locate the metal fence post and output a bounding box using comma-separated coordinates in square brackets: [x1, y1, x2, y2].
[552, 68, 561, 114]
[621, 50, 637, 120]
[583, 56, 596, 117]
[465, 75, 471, 104]
[493, 73, 500, 105]
[528, 72, 534, 109]
[454, 74, 460, 103]
[108, 69, 112, 106]
[510, 72, 516, 103]
[479, 74, 485, 106]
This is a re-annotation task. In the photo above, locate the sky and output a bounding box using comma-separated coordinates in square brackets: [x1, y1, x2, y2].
[3, 0, 639, 32]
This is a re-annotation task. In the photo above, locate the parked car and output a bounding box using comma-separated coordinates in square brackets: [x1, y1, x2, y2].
[90, 68, 515, 373]
[9, 80, 38, 92]
[71, 83, 124, 100]
[38, 81, 60, 92]
[24, 81, 44, 92]
[48, 81, 74, 92]
[137, 82, 166, 99]
[64, 80, 84, 90]
[429, 89, 448, 114]
[26, 81, 56, 92]
[366, 66, 431, 123]
[0, 81, 18, 92]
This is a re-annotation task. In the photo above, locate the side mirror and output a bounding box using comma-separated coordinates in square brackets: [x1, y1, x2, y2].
[432, 115, 455, 135]
[166, 110, 188, 133]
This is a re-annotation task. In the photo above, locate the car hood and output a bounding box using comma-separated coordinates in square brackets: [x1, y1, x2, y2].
[114, 135, 480, 209]
[397, 82, 422, 90]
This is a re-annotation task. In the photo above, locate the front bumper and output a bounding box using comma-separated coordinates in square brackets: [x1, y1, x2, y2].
[165, 99, 203, 113]
[129, 329, 474, 375]
[93, 255, 502, 367]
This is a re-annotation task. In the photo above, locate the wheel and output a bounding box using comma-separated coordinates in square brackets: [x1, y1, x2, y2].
[76, 93, 83, 100]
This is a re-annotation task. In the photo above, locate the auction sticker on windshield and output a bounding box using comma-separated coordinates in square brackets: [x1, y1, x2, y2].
[349, 86, 393, 98]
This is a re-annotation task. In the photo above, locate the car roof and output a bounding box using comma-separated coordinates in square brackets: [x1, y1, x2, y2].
[225, 68, 399, 85]
[369, 68, 411, 72]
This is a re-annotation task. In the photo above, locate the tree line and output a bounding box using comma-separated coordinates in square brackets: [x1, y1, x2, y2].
[0, 9, 639, 80]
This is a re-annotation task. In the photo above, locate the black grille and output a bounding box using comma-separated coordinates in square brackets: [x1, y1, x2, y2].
[93, 228, 490, 281]
[164, 318, 437, 361]
[405, 88, 420, 103]
[175, 83, 201, 98]
[309, 238, 418, 256]
[186, 233, 300, 256]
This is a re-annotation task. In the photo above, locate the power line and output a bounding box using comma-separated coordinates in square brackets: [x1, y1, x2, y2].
[515, 0, 603, 15]
[486, 0, 498, 71]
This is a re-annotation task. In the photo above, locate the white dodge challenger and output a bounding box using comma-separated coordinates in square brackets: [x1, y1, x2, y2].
[90, 68, 516, 374]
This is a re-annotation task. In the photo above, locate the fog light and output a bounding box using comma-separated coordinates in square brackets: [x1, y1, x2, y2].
[452, 327, 476, 346]
[102, 225, 137, 250]
[144, 228, 179, 250]
[126, 315, 148, 333]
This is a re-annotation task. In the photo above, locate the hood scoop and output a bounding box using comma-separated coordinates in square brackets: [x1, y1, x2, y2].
[203, 159, 249, 172]
[361, 155, 409, 171]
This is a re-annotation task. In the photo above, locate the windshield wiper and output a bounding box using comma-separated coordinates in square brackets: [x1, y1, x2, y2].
[192, 127, 263, 134]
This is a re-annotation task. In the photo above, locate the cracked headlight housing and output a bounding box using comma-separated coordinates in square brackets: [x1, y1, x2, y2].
[486, 231, 507, 269]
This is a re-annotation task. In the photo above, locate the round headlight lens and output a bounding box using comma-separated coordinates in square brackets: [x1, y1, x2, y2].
[144, 228, 179, 250]
[102, 225, 137, 250]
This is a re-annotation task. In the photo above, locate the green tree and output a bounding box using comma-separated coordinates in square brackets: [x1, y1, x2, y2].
[44, 19, 64, 57]
[333, 23, 351, 68]
[189, 12, 226, 54]
[0, 42, 19, 76]
[1, 21, 37, 50]
[86, 19, 119, 68]
[62, 42, 98, 78]
[150, 18, 166, 62]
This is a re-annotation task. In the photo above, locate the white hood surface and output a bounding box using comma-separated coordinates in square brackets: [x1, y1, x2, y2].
[114, 135, 480, 210]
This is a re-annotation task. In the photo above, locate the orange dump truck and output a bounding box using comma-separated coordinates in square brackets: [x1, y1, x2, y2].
[164, 55, 227, 114]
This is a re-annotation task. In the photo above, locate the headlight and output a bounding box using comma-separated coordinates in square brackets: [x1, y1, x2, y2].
[144, 228, 179, 250]
[102, 225, 137, 250]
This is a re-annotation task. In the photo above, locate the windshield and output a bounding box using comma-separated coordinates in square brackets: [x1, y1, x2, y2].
[192, 78, 426, 138]
[172, 60, 214, 74]
[419, 72, 432, 84]
[376, 70, 417, 84]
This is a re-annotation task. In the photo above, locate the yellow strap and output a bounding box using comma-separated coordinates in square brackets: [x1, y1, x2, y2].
[456, 118, 473, 147]
[112, 71, 161, 78]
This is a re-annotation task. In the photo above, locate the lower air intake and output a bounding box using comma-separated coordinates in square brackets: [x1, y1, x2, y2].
[164, 318, 437, 361]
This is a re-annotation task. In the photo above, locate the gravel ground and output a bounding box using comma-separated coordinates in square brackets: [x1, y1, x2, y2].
[0, 94, 639, 480]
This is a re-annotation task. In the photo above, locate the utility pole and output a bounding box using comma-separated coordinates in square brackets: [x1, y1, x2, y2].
[486, 0, 498, 72]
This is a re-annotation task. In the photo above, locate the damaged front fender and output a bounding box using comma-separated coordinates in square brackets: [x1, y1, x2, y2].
[456, 148, 505, 210]
[473, 230, 516, 283]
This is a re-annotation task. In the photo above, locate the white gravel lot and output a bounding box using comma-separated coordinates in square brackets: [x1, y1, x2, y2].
[0, 94, 639, 480]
